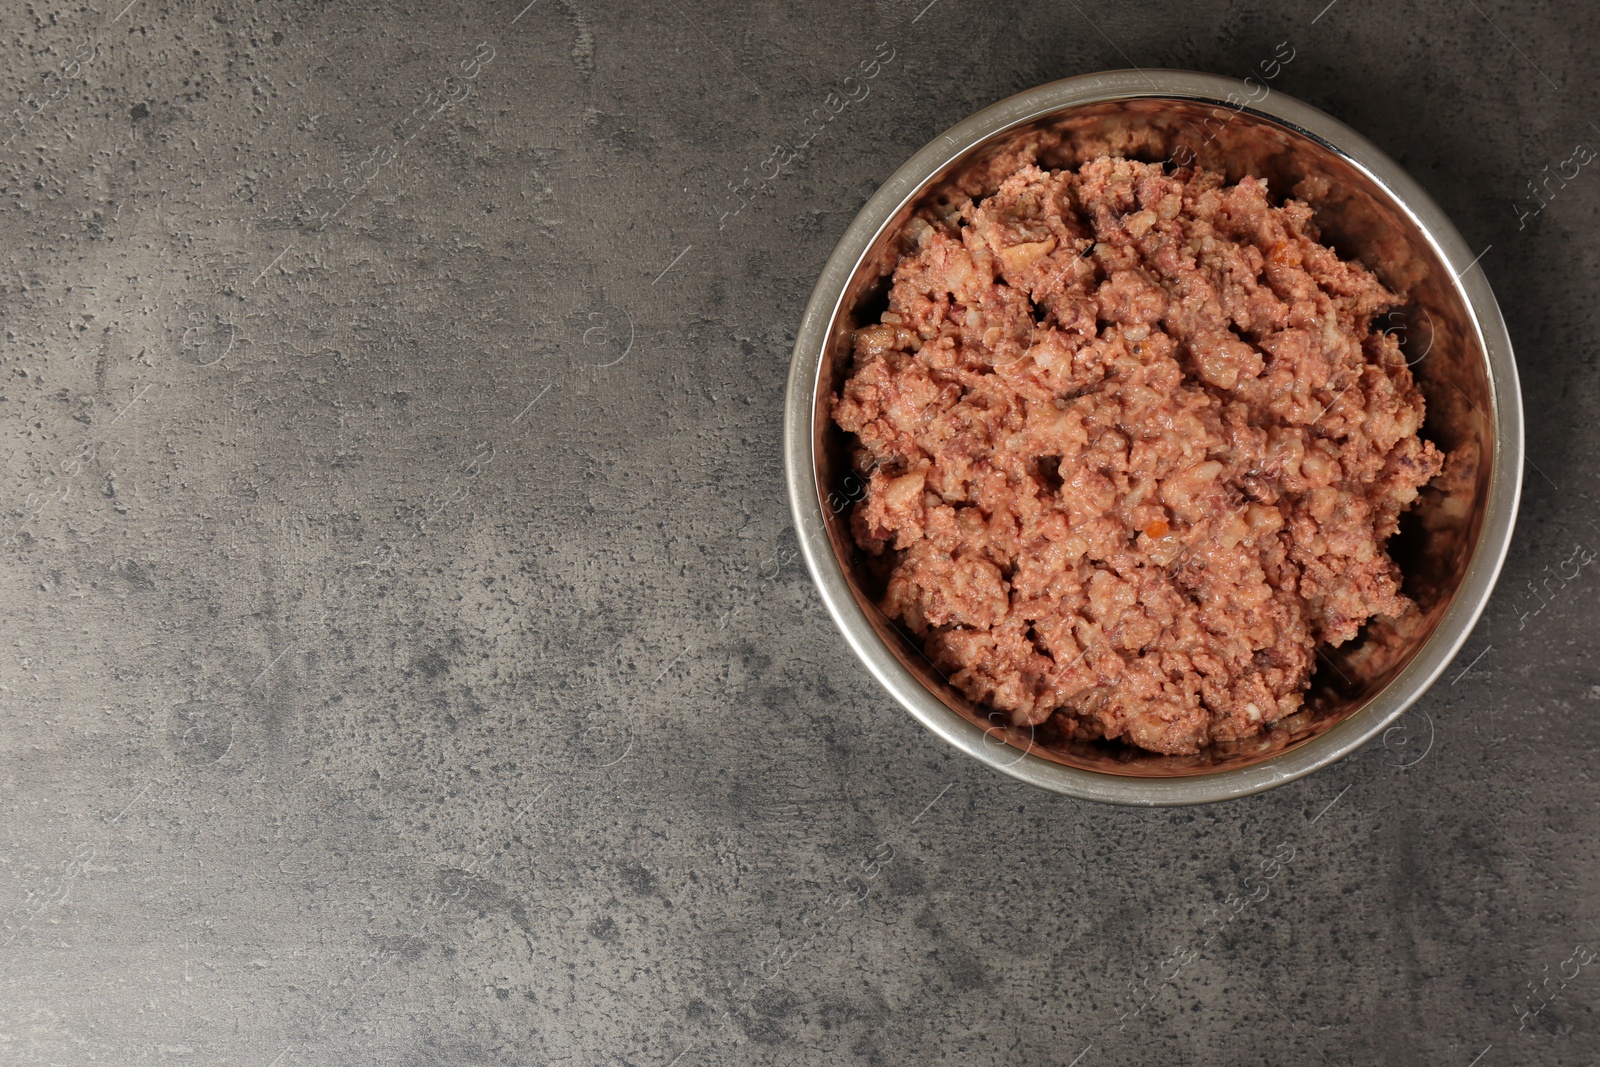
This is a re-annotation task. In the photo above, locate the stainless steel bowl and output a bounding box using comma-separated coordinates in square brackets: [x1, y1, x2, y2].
[783, 70, 1522, 804]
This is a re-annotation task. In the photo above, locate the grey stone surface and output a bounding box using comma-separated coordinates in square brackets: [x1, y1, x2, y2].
[0, 0, 1597, 1064]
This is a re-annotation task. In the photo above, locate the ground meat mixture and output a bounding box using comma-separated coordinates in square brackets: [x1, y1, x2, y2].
[832, 156, 1444, 755]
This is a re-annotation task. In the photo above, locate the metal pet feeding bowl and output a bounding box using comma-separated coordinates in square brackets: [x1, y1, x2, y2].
[783, 70, 1522, 805]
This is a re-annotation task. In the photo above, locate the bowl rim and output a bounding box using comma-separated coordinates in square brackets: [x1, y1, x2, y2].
[783, 68, 1524, 805]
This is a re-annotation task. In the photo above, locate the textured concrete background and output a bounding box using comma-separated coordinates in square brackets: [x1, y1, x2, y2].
[1, 0, 1597, 1064]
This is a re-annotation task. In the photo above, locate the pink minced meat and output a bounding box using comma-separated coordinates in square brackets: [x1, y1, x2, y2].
[832, 157, 1443, 755]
